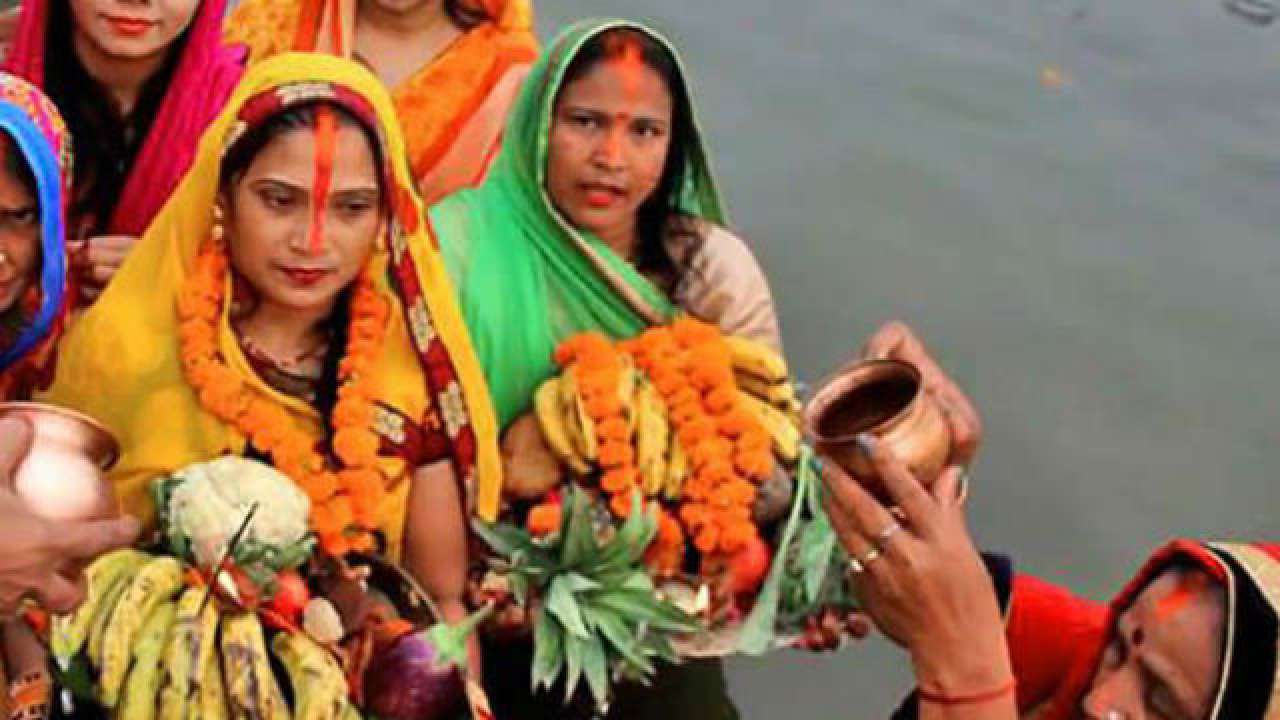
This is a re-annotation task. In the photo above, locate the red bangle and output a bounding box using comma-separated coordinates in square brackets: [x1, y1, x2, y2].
[917, 677, 1016, 706]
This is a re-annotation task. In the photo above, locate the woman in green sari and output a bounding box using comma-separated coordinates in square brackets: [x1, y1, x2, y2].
[431, 18, 781, 720]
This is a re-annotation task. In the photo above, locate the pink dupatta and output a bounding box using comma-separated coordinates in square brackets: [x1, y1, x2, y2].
[3, 0, 244, 236]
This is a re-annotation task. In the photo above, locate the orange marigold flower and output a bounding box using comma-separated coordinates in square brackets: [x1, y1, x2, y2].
[724, 505, 752, 522]
[669, 402, 702, 426]
[311, 504, 340, 534]
[299, 472, 340, 504]
[737, 430, 771, 454]
[597, 441, 635, 468]
[704, 386, 737, 415]
[320, 532, 350, 557]
[735, 450, 774, 479]
[688, 436, 733, 470]
[334, 398, 375, 428]
[328, 494, 355, 530]
[680, 503, 711, 529]
[694, 525, 721, 554]
[682, 475, 712, 501]
[348, 531, 376, 554]
[601, 468, 639, 494]
[527, 502, 562, 537]
[672, 317, 719, 347]
[720, 522, 756, 553]
[678, 418, 717, 448]
[609, 492, 636, 518]
[668, 387, 700, 409]
[585, 395, 622, 421]
[651, 370, 685, 397]
[334, 427, 380, 466]
[595, 417, 630, 442]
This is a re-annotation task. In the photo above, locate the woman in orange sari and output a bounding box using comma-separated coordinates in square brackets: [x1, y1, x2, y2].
[226, 0, 538, 205]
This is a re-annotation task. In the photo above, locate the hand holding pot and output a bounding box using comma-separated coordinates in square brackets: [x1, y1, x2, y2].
[0, 417, 139, 615]
[820, 437, 1012, 708]
[860, 321, 983, 468]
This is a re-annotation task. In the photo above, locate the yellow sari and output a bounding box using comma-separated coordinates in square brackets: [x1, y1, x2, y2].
[225, 0, 538, 204]
[41, 54, 502, 556]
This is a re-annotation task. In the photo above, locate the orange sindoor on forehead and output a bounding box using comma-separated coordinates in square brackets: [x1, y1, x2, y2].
[1154, 578, 1198, 624]
[309, 105, 338, 256]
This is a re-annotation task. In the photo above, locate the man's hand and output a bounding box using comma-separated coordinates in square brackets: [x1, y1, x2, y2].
[0, 417, 139, 615]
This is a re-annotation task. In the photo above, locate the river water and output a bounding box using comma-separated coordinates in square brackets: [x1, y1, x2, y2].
[534, 2, 1280, 716]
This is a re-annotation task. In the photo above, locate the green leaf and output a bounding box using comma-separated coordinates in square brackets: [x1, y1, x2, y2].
[562, 572, 601, 594]
[563, 633, 586, 704]
[508, 572, 529, 607]
[531, 608, 564, 692]
[472, 519, 537, 560]
[592, 608, 653, 676]
[546, 576, 589, 638]
[738, 446, 814, 655]
[798, 515, 838, 604]
[593, 590, 698, 634]
[580, 632, 609, 712]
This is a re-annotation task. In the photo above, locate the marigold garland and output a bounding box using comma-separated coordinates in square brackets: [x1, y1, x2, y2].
[177, 239, 390, 556]
[555, 332, 638, 518]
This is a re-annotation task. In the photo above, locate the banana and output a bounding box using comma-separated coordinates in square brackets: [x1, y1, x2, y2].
[99, 556, 185, 706]
[617, 354, 637, 430]
[737, 391, 801, 462]
[272, 632, 347, 720]
[634, 380, 669, 496]
[221, 611, 287, 720]
[50, 548, 147, 663]
[725, 336, 789, 384]
[197, 643, 229, 720]
[734, 371, 798, 409]
[117, 600, 178, 720]
[534, 378, 590, 475]
[663, 430, 689, 500]
[158, 587, 219, 720]
[560, 367, 598, 462]
[87, 572, 133, 669]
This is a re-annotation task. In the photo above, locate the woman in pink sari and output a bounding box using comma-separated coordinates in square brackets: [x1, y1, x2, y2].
[2, 0, 243, 302]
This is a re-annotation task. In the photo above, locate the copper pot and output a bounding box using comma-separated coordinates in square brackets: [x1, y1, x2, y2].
[0, 402, 119, 521]
[805, 360, 950, 503]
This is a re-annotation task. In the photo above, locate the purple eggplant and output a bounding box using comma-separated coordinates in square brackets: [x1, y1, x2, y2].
[363, 606, 491, 720]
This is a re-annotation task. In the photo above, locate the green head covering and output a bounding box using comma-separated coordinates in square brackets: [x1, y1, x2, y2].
[433, 19, 726, 427]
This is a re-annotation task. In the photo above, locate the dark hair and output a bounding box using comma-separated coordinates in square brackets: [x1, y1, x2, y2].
[0, 131, 40, 204]
[558, 27, 702, 295]
[43, 0, 184, 236]
[219, 101, 386, 197]
[445, 0, 490, 30]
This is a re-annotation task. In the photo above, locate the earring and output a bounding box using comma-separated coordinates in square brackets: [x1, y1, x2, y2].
[0, 249, 9, 267]
[212, 205, 225, 243]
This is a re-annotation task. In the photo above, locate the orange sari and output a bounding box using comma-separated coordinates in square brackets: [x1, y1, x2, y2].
[224, 0, 537, 204]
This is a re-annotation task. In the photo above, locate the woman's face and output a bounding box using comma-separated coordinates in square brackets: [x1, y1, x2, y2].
[546, 51, 673, 245]
[0, 150, 40, 315]
[1080, 568, 1225, 720]
[68, 0, 200, 62]
[222, 117, 382, 319]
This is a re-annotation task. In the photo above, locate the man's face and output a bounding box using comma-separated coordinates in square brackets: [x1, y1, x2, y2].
[1080, 568, 1225, 720]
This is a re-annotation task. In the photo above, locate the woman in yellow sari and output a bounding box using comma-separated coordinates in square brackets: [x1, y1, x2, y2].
[226, 0, 538, 206]
[41, 54, 501, 647]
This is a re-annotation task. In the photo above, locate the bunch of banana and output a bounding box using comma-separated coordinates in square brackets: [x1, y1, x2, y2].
[117, 601, 177, 720]
[272, 631, 356, 720]
[50, 548, 147, 668]
[535, 357, 641, 477]
[726, 336, 804, 433]
[99, 556, 185, 706]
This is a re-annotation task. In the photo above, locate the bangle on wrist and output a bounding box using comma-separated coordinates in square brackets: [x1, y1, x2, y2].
[917, 677, 1016, 707]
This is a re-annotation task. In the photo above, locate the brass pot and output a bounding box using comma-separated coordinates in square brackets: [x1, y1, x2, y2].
[0, 402, 119, 521]
[805, 360, 950, 503]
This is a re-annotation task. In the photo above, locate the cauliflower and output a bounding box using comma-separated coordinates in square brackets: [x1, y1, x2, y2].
[156, 457, 314, 574]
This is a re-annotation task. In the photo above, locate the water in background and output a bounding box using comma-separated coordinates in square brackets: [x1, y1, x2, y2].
[532, 2, 1279, 716]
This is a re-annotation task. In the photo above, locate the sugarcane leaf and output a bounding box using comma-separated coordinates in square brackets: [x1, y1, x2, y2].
[547, 576, 589, 638]
[738, 446, 814, 655]
[561, 486, 597, 569]
[532, 607, 564, 692]
[581, 632, 610, 712]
